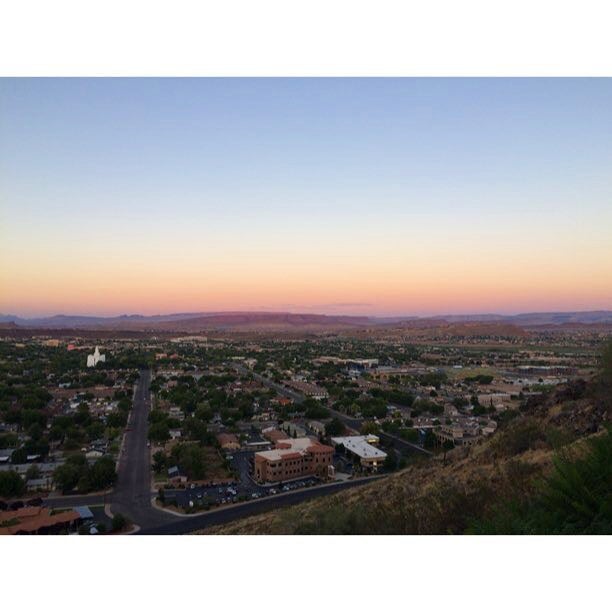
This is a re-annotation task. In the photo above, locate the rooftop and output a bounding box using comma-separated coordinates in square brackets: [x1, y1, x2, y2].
[331, 436, 388, 460]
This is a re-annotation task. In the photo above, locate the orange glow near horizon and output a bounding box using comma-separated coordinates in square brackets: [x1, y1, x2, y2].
[3, 216, 612, 317]
[2, 79, 612, 318]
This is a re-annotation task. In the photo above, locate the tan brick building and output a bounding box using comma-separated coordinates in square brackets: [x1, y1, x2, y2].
[254, 437, 334, 483]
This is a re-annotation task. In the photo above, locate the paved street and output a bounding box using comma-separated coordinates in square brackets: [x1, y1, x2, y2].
[138, 476, 382, 535]
[236, 365, 431, 457]
[44, 368, 383, 534]
[109, 368, 176, 529]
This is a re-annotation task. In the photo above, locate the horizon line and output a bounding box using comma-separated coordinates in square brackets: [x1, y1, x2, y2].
[3, 307, 612, 320]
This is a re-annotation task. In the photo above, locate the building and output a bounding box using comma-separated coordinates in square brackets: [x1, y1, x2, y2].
[168, 406, 185, 421]
[254, 437, 334, 483]
[284, 380, 329, 400]
[331, 435, 387, 471]
[0, 506, 81, 535]
[217, 433, 240, 451]
[346, 359, 379, 371]
[281, 421, 307, 438]
[167, 465, 187, 484]
[434, 420, 482, 447]
[86, 346, 106, 368]
[262, 427, 290, 443]
[308, 420, 326, 435]
[477, 393, 512, 410]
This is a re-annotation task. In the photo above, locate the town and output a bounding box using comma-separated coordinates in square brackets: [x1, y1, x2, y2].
[0, 320, 604, 534]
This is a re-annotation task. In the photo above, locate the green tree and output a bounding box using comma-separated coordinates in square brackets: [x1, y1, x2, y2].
[383, 448, 398, 472]
[442, 439, 455, 465]
[0, 470, 26, 498]
[152, 450, 167, 474]
[111, 513, 128, 532]
[107, 411, 127, 428]
[11, 447, 28, 464]
[87, 456, 117, 491]
[325, 417, 344, 437]
[53, 463, 81, 493]
[148, 421, 170, 444]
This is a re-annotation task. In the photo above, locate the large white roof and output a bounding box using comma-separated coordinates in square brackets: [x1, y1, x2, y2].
[331, 436, 387, 460]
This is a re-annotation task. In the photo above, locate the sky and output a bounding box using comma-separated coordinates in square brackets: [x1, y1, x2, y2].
[1, 78, 612, 318]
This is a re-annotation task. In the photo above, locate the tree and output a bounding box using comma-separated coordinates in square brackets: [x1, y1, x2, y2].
[53, 463, 81, 493]
[111, 513, 128, 532]
[11, 447, 28, 464]
[26, 464, 41, 481]
[360, 421, 380, 435]
[88, 456, 117, 491]
[153, 450, 167, 474]
[399, 428, 418, 443]
[148, 421, 170, 444]
[325, 417, 344, 437]
[106, 411, 127, 428]
[303, 400, 330, 419]
[170, 443, 206, 479]
[0, 470, 25, 498]
[601, 340, 612, 390]
[442, 439, 455, 465]
[383, 448, 398, 472]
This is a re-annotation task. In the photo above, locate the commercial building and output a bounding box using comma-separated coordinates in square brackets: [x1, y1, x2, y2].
[331, 435, 387, 471]
[254, 437, 334, 483]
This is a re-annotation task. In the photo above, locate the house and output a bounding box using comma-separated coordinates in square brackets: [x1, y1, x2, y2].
[168, 406, 185, 421]
[281, 422, 307, 438]
[26, 477, 53, 492]
[262, 427, 289, 443]
[217, 433, 240, 451]
[0, 506, 81, 535]
[167, 466, 187, 484]
[284, 380, 329, 400]
[308, 420, 326, 436]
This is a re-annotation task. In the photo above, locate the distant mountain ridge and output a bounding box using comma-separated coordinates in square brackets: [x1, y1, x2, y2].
[1, 309, 612, 331]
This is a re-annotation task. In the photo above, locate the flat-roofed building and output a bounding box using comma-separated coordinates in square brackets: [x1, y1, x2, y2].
[262, 427, 290, 443]
[331, 435, 387, 471]
[254, 437, 333, 483]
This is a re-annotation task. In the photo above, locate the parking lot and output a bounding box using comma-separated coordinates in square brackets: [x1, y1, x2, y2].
[164, 450, 320, 511]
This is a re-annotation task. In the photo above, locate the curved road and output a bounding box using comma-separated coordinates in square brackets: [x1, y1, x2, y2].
[45, 368, 384, 534]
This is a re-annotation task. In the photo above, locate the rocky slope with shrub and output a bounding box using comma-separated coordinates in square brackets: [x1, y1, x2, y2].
[197, 361, 611, 535]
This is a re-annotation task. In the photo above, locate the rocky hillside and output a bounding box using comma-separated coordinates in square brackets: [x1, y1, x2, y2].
[198, 376, 611, 535]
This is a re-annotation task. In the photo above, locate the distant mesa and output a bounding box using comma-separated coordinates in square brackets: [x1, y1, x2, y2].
[1, 310, 612, 333]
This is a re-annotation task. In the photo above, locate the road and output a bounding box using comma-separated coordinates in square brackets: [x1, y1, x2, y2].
[108, 368, 176, 529]
[44, 368, 385, 534]
[137, 476, 382, 535]
[44, 369, 175, 528]
[235, 364, 431, 457]
[234, 364, 305, 403]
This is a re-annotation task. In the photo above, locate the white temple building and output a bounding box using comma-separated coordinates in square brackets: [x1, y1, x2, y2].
[86, 346, 106, 368]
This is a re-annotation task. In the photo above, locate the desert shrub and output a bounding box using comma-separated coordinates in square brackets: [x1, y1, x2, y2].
[489, 418, 547, 457]
[471, 427, 612, 534]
